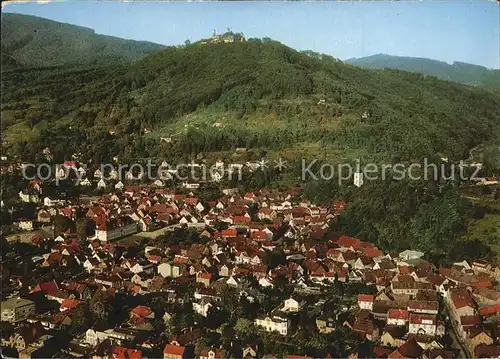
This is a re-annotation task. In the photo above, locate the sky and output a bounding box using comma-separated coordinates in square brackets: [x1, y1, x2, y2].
[3, 1, 500, 69]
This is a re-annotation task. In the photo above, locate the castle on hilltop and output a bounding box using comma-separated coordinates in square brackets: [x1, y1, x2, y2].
[200, 28, 246, 45]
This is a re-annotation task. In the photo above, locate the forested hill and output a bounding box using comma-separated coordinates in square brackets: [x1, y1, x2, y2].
[0, 13, 165, 68]
[2, 38, 500, 166]
[346, 54, 500, 89]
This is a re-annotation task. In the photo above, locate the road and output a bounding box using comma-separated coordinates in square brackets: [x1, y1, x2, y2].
[133, 224, 181, 238]
[443, 303, 472, 358]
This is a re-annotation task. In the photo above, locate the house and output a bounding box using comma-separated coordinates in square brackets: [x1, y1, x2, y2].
[18, 219, 34, 231]
[37, 209, 52, 223]
[448, 290, 476, 320]
[163, 344, 186, 359]
[43, 197, 64, 207]
[196, 272, 213, 287]
[242, 345, 258, 358]
[193, 298, 213, 317]
[399, 250, 425, 261]
[468, 330, 494, 353]
[115, 181, 124, 190]
[316, 315, 336, 334]
[408, 300, 438, 315]
[479, 177, 498, 185]
[7, 322, 49, 353]
[1, 298, 35, 323]
[131, 305, 155, 320]
[79, 178, 92, 186]
[475, 345, 500, 358]
[282, 297, 305, 312]
[479, 303, 500, 321]
[380, 326, 406, 348]
[94, 222, 138, 242]
[388, 338, 424, 359]
[358, 294, 374, 311]
[199, 347, 225, 359]
[254, 314, 290, 336]
[408, 314, 437, 337]
[97, 179, 107, 188]
[112, 347, 142, 359]
[19, 190, 40, 203]
[387, 309, 410, 326]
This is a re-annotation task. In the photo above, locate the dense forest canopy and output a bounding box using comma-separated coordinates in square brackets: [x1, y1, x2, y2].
[346, 54, 500, 89]
[1, 13, 165, 68]
[2, 37, 500, 165]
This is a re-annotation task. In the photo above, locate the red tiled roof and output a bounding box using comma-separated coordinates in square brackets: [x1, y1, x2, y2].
[364, 247, 384, 258]
[460, 315, 481, 326]
[233, 216, 250, 223]
[388, 309, 410, 320]
[185, 197, 198, 205]
[60, 299, 81, 310]
[358, 294, 375, 303]
[470, 280, 493, 288]
[475, 345, 500, 358]
[398, 266, 414, 275]
[409, 313, 436, 325]
[221, 229, 237, 237]
[252, 231, 267, 240]
[389, 339, 424, 359]
[131, 305, 152, 318]
[163, 345, 186, 356]
[113, 347, 142, 359]
[31, 280, 59, 295]
[480, 303, 500, 317]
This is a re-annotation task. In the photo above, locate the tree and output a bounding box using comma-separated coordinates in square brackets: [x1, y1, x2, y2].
[204, 306, 229, 330]
[69, 304, 91, 335]
[89, 289, 110, 324]
[234, 317, 253, 338]
[53, 214, 75, 235]
[75, 217, 90, 240]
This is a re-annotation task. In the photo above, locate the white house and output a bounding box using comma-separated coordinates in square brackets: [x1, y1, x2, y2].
[408, 314, 437, 336]
[94, 222, 138, 242]
[43, 197, 65, 207]
[259, 277, 274, 288]
[387, 309, 409, 326]
[115, 181, 124, 190]
[282, 297, 304, 312]
[97, 179, 107, 189]
[85, 329, 109, 346]
[18, 220, 34, 231]
[254, 315, 290, 336]
[79, 178, 92, 186]
[193, 299, 213, 317]
[358, 295, 374, 311]
[399, 250, 425, 261]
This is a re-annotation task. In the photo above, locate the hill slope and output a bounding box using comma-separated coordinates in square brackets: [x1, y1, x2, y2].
[2, 39, 500, 165]
[0, 13, 165, 68]
[346, 54, 500, 89]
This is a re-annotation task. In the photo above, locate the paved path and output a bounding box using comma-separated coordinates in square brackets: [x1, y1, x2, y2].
[133, 224, 181, 238]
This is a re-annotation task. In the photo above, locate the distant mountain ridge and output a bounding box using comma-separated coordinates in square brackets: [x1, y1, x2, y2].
[346, 54, 500, 89]
[1, 13, 165, 68]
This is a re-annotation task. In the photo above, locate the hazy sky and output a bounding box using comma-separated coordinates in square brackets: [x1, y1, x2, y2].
[3, 1, 500, 69]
